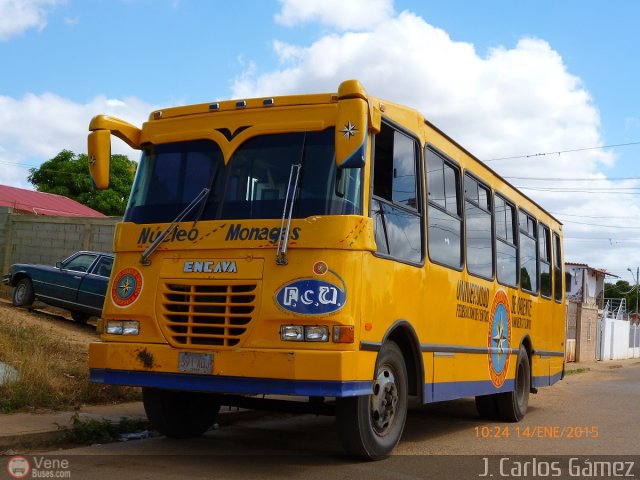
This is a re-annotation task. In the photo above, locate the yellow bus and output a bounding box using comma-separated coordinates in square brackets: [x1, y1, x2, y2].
[87, 80, 565, 459]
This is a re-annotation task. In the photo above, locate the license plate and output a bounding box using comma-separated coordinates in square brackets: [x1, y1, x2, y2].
[178, 352, 213, 374]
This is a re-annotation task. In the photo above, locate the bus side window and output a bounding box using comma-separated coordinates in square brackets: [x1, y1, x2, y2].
[519, 210, 538, 294]
[539, 224, 552, 298]
[464, 174, 493, 279]
[426, 147, 462, 269]
[553, 232, 563, 302]
[495, 194, 518, 287]
[371, 123, 423, 264]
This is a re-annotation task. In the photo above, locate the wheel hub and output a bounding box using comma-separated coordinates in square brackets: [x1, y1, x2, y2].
[15, 285, 26, 303]
[370, 367, 398, 434]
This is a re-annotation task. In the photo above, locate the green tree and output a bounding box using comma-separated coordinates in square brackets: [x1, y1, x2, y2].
[604, 280, 639, 313]
[28, 150, 136, 216]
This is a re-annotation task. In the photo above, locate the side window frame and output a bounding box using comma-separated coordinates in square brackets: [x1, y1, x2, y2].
[553, 231, 564, 303]
[538, 222, 552, 299]
[90, 256, 114, 278]
[463, 171, 494, 280]
[494, 192, 519, 288]
[518, 208, 539, 295]
[425, 145, 464, 271]
[63, 253, 98, 273]
[370, 119, 425, 266]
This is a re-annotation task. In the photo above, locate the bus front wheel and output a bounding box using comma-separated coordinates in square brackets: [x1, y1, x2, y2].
[336, 340, 408, 460]
[142, 387, 220, 438]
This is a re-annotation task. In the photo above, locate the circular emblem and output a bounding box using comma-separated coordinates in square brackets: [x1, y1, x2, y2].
[7, 456, 30, 479]
[313, 261, 328, 276]
[488, 290, 512, 388]
[112, 268, 143, 307]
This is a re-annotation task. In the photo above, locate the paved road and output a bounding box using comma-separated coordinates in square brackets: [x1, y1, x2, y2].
[6, 363, 640, 479]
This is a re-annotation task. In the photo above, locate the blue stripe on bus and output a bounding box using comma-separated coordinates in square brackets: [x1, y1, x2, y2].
[424, 373, 562, 403]
[90, 369, 373, 397]
[425, 380, 516, 403]
[532, 371, 563, 388]
[91, 369, 563, 402]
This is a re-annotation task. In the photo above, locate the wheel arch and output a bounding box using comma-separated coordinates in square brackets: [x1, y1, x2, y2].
[10, 272, 32, 287]
[377, 320, 424, 403]
[519, 333, 533, 385]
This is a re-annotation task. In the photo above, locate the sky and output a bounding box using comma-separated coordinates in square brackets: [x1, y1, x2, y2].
[0, 0, 639, 283]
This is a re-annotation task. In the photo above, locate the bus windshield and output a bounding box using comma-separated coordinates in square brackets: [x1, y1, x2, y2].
[124, 128, 363, 224]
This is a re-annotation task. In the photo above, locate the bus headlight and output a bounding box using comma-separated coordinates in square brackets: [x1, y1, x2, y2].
[280, 325, 330, 342]
[280, 325, 304, 341]
[304, 326, 329, 342]
[106, 320, 140, 335]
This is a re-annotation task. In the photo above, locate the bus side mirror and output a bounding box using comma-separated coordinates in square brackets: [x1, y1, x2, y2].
[88, 130, 112, 190]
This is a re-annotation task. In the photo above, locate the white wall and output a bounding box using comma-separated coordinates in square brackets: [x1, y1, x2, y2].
[601, 318, 630, 360]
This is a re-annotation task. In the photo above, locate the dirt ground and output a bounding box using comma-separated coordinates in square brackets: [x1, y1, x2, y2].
[0, 297, 98, 346]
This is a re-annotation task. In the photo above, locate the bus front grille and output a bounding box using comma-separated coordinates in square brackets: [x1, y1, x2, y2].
[159, 282, 257, 347]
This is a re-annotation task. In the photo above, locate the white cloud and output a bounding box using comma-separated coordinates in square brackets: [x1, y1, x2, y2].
[0, 0, 64, 41]
[0, 93, 153, 188]
[241, 5, 639, 277]
[275, 0, 394, 31]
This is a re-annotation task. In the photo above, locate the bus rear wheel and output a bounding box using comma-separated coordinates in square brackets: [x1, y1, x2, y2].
[475, 394, 499, 420]
[336, 340, 408, 460]
[475, 345, 530, 422]
[142, 387, 220, 438]
[497, 345, 530, 421]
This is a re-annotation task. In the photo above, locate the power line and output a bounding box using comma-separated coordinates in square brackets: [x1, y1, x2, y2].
[515, 185, 640, 194]
[562, 220, 640, 229]
[484, 141, 640, 162]
[505, 176, 640, 182]
[564, 236, 640, 242]
[551, 212, 638, 219]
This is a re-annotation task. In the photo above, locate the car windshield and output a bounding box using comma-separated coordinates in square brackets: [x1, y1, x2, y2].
[124, 128, 362, 224]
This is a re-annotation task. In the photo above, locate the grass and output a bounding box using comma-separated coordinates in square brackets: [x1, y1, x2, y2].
[0, 318, 140, 413]
[564, 367, 589, 376]
[59, 413, 150, 445]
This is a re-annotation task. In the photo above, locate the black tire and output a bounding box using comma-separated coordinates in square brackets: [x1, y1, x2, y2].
[71, 311, 91, 324]
[475, 394, 500, 420]
[336, 341, 408, 460]
[142, 387, 221, 438]
[496, 345, 530, 422]
[12, 278, 34, 307]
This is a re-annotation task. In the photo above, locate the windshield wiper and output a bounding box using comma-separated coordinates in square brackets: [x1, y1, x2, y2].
[275, 163, 302, 265]
[192, 162, 221, 228]
[276, 133, 306, 266]
[140, 187, 210, 266]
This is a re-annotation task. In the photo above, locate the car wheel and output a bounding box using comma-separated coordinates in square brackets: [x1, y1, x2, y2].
[12, 278, 34, 307]
[142, 388, 221, 438]
[336, 340, 408, 460]
[71, 311, 91, 324]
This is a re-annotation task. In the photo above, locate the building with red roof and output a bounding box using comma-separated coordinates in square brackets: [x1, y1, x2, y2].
[0, 185, 105, 217]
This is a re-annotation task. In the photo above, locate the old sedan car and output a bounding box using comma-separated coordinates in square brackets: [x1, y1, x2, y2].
[3, 251, 114, 323]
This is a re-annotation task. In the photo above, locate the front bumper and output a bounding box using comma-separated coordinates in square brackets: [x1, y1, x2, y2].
[89, 341, 374, 397]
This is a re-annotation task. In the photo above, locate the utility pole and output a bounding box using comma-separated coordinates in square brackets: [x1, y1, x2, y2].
[627, 267, 639, 320]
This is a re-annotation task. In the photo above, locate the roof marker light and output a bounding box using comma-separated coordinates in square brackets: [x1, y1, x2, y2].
[236, 100, 247, 109]
[153, 111, 163, 119]
[263, 98, 274, 106]
[209, 103, 220, 111]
